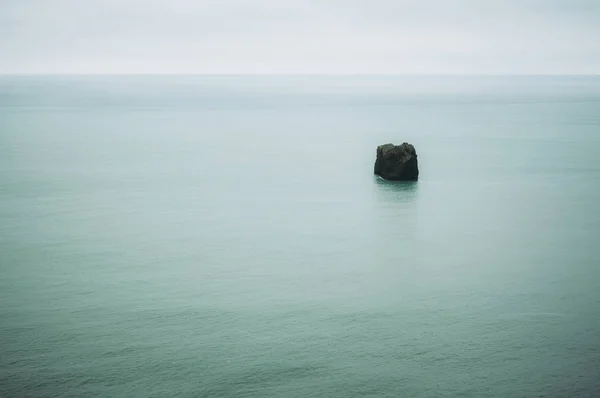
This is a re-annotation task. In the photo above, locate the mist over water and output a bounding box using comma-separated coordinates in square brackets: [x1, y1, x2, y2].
[1, 76, 600, 397]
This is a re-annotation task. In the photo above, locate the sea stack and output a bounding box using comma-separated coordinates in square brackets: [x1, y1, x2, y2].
[374, 142, 419, 181]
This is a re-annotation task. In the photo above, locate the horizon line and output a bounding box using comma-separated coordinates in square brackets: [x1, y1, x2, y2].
[1, 72, 599, 77]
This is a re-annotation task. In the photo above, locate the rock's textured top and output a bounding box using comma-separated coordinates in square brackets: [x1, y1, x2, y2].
[374, 142, 419, 181]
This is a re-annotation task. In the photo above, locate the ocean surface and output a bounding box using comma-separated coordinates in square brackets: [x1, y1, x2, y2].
[1, 75, 599, 397]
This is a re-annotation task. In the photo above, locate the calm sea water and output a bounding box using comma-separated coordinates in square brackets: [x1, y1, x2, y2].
[1, 75, 600, 397]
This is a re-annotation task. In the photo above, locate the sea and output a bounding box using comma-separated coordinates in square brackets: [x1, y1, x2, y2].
[1, 75, 599, 397]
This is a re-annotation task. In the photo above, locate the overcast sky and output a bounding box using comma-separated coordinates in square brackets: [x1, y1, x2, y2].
[1, 0, 599, 74]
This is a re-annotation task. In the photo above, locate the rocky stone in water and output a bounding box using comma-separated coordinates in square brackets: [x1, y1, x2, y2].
[374, 142, 419, 181]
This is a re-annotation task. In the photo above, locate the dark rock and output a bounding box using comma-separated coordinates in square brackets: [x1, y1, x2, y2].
[374, 142, 419, 181]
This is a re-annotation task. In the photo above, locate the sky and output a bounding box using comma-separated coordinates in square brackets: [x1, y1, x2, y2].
[0, 0, 599, 74]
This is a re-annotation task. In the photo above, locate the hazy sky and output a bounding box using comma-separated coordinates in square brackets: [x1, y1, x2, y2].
[1, 0, 599, 74]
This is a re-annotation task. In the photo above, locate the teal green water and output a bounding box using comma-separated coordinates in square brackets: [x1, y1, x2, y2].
[1, 76, 600, 397]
